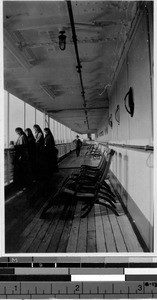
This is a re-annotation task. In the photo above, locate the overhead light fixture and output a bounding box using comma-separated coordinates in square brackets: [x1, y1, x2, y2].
[58, 31, 66, 50]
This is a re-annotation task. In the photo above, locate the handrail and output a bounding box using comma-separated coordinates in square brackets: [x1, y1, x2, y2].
[99, 142, 154, 153]
[4, 142, 76, 186]
[4, 142, 74, 151]
[56, 142, 74, 146]
[5, 148, 16, 151]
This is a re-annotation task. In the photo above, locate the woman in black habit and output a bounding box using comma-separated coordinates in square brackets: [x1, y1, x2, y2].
[25, 128, 36, 180]
[44, 127, 58, 177]
[33, 124, 45, 179]
[14, 127, 32, 188]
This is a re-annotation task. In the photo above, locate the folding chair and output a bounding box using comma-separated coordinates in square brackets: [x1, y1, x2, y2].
[64, 149, 115, 199]
[60, 149, 118, 218]
[63, 149, 108, 190]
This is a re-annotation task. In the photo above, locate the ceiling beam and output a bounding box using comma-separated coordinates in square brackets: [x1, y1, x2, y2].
[47, 106, 108, 113]
[4, 15, 69, 31]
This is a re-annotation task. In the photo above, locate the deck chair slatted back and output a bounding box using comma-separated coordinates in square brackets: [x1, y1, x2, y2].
[99, 149, 115, 185]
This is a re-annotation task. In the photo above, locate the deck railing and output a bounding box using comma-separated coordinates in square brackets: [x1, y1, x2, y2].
[99, 142, 154, 153]
[4, 149, 15, 186]
[56, 142, 75, 158]
[4, 142, 76, 186]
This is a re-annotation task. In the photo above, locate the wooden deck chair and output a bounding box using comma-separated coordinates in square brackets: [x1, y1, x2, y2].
[80, 149, 107, 172]
[60, 149, 118, 218]
[64, 149, 115, 199]
[69, 148, 109, 183]
[63, 150, 108, 191]
[40, 149, 115, 219]
[85, 144, 94, 156]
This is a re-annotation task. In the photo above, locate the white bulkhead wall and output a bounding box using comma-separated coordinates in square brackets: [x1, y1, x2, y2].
[97, 5, 153, 251]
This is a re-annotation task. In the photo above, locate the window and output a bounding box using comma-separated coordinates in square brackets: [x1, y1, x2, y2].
[25, 103, 35, 132]
[9, 94, 24, 144]
[4, 91, 8, 148]
[4, 91, 78, 147]
[36, 110, 44, 131]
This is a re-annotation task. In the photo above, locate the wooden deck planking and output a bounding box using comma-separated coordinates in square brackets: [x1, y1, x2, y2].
[20, 213, 46, 252]
[21, 201, 45, 238]
[66, 201, 82, 252]
[100, 206, 117, 252]
[37, 204, 65, 253]
[107, 207, 128, 252]
[87, 203, 96, 252]
[5, 193, 46, 252]
[107, 181, 144, 252]
[26, 215, 54, 253]
[76, 207, 88, 252]
[60, 147, 99, 169]
[5, 175, 65, 252]
[5, 148, 145, 253]
[17, 193, 53, 252]
[57, 202, 77, 252]
[5, 192, 38, 234]
[46, 205, 71, 252]
[116, 214, 143, 252]
[86, 231, 96, 252]
[5, 168, 75, 253]
[94, 204, 107, 252]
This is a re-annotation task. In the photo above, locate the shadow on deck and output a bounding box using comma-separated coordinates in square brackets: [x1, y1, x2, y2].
[5, 147, 145, 253]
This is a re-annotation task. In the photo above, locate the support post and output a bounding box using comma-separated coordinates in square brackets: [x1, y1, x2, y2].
[7, 92, 10, 148]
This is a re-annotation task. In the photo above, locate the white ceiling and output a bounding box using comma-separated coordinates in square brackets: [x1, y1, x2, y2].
[3, 1, 138, 134]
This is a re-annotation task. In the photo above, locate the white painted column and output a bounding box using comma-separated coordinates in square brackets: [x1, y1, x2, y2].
[43, 112, 44, 129]
[54, 120, 57, 141]
[7, 92, 10, 148]
[57, 122, 59, 143]
[53, 120, 55, 138]
[60, 123, 62, 143]
[65, 127, 68, 143]
[63, 125, 65, 143]
[24, 102, 26, 130]
[35, 109, 36, 124]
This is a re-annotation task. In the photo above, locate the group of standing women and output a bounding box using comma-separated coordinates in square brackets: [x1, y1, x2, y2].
[13, 124, 58, 189]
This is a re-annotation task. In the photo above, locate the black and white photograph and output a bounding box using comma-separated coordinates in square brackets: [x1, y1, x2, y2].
[3, 0, 154, 254]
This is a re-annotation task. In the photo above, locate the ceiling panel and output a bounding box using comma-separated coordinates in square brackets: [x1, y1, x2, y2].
[3, 1, 138, 133]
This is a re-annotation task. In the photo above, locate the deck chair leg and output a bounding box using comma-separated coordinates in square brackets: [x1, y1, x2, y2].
[101, 182, 115, 197]
[99, 191, 116, 203]
[81, 202, 91, 211]
[98, 197, 116, 208]
[95, 200, 119, 216]
[102, 181, 112, 190]
[81, 203, 94, 218]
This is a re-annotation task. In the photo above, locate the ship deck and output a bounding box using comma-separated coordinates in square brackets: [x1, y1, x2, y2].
[5, 147, 144, 253]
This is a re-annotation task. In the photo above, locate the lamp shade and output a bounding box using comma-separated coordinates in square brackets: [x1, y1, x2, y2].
[58, 31, 66, 50]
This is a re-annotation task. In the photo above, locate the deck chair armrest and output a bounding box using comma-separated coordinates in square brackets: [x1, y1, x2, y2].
[79, 173, 98, 180]
[81, 165, 98, 170]
[80, 171, 99, 178]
